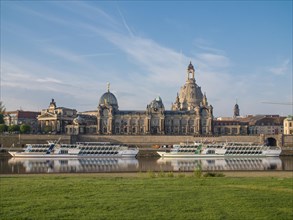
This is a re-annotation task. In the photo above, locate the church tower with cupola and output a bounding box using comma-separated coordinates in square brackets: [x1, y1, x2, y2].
[234, 100, 240, 118]
[171, 62, 205, 111]
[187, 61, 195, 82]
[170, 62, 213, 135]
[97, 83, 119, 134]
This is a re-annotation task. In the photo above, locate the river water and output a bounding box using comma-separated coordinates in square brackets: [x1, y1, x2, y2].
[1, 155, 292, 174]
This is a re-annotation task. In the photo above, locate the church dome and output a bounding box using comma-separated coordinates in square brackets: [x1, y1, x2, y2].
[149, 96, 164, 110]
[172, 62, 205, 111]
[178, 82, 203, 109]
[99, 91, 118, 108]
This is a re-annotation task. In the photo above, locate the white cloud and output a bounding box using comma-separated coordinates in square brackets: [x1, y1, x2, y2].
[268, 59, 290, 75]
[196, 53, 230, 69]
[14, 4, 71, 27]
[2, 2, 291, 117]
[83, 24, 187, 86]
[36, 77, 62, 84]
[117, 6, 134, 37]
[193, 38, 226, 55]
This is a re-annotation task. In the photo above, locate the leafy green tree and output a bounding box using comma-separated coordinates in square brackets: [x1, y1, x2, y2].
[0, 124, 8, 133]
[0, 101, 5, 114]
[20, 124, 31, 134]
[0, 101, 6, 124]
[0, 114, 4, 124]
[8, 124, 20, 132]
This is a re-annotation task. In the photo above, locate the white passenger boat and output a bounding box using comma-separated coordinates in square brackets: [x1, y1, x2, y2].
[157, 142, 281, 158]
[8, 142, 139, 158]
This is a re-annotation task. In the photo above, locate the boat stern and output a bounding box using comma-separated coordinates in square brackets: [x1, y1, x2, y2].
[8, 151, 16, 157]
[157, 151, 165, 157]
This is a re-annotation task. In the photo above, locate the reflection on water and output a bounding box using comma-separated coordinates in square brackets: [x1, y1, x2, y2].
[157, 157, 283, 172]
[6, 158, 139, 173]
[1, 156, 292, 174]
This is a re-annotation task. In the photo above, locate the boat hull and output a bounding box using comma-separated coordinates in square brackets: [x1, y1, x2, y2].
[8, 150, 139, 158]
[157, 151, 281, 158]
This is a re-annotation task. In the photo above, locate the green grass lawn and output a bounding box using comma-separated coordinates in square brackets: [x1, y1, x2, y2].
[1, 174, 292, 220]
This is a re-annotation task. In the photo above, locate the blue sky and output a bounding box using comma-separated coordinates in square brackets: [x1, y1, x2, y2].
[1, 1, 292, 117]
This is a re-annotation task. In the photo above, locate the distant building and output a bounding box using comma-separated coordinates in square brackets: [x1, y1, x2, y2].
[239, 115, 285, 135]
[283, 116, 293, 135]
[66, 62, 214, 135]
[37, 99, 77, 133]
[213, 118, 248, 135]
[4, 110, 40, 133]
[214, 114, 285, 136]
[66, 114, 97, 135]
[233, 101, 240, 118]
[33, 62, 288, 137]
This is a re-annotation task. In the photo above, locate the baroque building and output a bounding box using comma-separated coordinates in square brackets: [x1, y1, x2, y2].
[67, 62, 214, 135]
[38, 99, 77, 133]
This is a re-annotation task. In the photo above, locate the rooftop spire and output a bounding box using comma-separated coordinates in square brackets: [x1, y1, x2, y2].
[187, 62, 195, 81]
[188, 61, 194, 71]
[107, 82, 110, 92]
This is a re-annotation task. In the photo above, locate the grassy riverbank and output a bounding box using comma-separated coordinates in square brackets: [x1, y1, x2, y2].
[1, 174, 292, 220]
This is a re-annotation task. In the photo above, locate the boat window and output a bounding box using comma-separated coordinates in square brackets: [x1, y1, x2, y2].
[207, 150, 215, 154]
[60, 150, 68, 154]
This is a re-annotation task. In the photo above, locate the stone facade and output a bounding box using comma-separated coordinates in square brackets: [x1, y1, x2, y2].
[67, 62, 214, 135]
[66, 114, 97, 135]
[38, 99, 77, 133]
[239, 115, 285, 135]
[213, 119, 248, 135]
[283, 116, 293, 135]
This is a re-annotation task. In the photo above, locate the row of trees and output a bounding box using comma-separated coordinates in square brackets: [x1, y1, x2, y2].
[0, 101, 5, 124]
[0, 124, 31, 133]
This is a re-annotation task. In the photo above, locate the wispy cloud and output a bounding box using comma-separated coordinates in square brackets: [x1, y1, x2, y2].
[14, 4, 71, 27]
[2, 1, 291, 117]
[196, 53, 230, 69]
[268, 59, 290, 75]
[193, 38, 226, 55]
[72, 1, 118, 27]
[45, 46, 114, 62]
[2, 59, 67, 91]
[2, 3, 235, 114]
[83, 24, 187, 85]
[36, 77, 63, 84]
[1, 57, 102, 110]
[117, 6, 134, 37]
[80, 53, 114, 57]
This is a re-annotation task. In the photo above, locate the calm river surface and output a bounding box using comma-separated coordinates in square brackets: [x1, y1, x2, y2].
[1, 155, 292, 174]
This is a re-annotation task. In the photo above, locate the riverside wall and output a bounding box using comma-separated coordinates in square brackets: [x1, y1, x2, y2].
[0, 134, 71, 148]
[1, 134, 292, 149]
[74, 135, 262, 146]
[283, 135, 293, 148]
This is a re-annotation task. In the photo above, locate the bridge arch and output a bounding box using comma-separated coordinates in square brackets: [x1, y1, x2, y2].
[265, 137, 277, 146]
